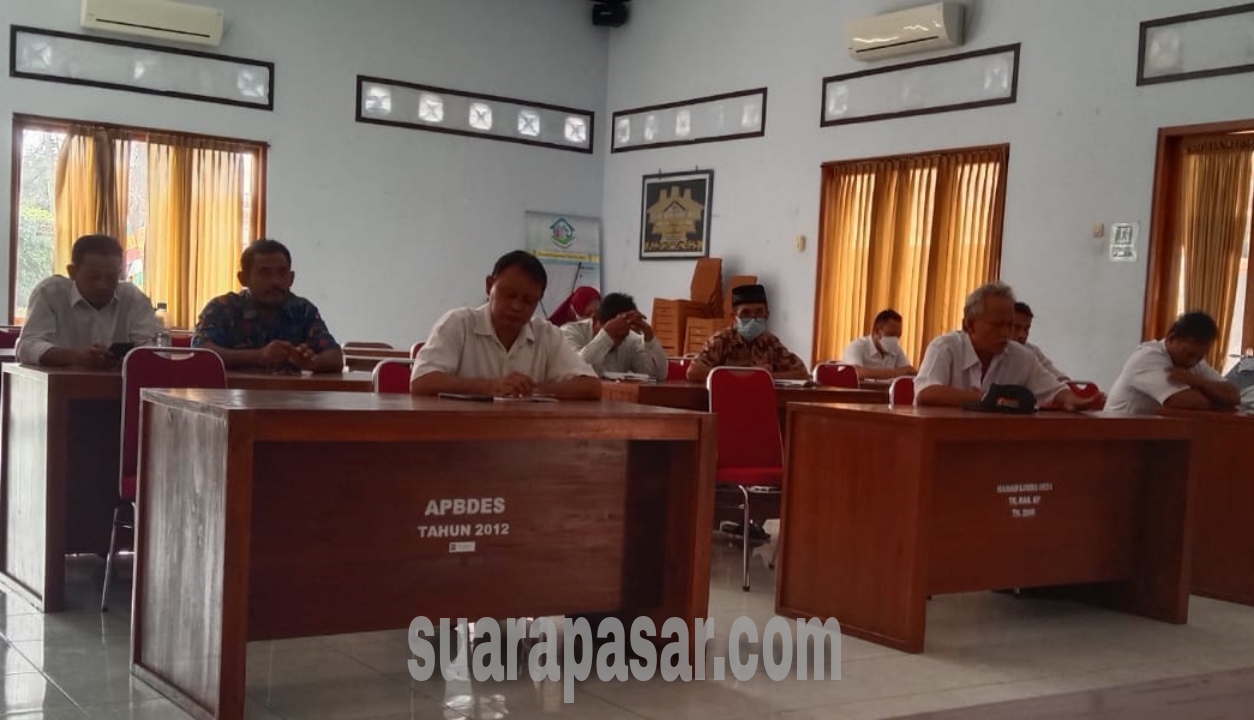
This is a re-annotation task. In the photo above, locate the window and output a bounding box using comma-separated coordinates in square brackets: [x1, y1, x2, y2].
[517, 110, 541, 137]
[563, 117, 588, 145]
[468, 102, 493, 131]
[812, 145, 1009, 364]
[418, 93, 444, 123]
[11, 115, 267, 327]
[1144, 124, 1254, 371]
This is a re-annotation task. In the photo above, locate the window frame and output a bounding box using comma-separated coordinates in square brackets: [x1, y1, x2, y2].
[1143, 119, 1254, 357]
[8, 112, 269, 324]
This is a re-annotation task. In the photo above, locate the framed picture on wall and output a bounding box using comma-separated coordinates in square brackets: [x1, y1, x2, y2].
[639, 170, 714, 260]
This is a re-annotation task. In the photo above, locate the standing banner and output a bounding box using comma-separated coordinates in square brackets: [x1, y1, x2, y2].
[524, 212, 602, 319]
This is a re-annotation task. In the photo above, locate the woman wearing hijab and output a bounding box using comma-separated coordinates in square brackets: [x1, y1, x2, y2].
[547, 286, 601, 327]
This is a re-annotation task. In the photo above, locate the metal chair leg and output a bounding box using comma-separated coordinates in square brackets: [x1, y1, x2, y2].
[740, 485, 751, 592]
[101, 505, 121, 612]
[768, 534, 780, 571]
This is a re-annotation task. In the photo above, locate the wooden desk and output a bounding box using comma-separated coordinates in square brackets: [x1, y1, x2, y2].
[1163, 409, 1254, 606]
[132, 391, 715, 720]
[601, 381, 888, 411]
[0, 365, 371, 611]
[777, 403, 1195, 653]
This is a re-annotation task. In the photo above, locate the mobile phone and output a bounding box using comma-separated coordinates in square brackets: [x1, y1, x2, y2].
[107, 342, 135, 359]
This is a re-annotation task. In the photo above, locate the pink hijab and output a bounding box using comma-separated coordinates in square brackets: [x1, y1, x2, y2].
[548, 286, 601, 327]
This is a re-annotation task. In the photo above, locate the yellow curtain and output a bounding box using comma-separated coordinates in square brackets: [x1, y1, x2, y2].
[1168, 138, 1254, 368]
[145, 142, 193, 325]
[145, 138, 260, 328]
[52, 129, 129, 271]
[813, 146, 1007, 364]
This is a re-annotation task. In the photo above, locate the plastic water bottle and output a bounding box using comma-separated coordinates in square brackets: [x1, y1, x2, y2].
[154, 302, 171, 348]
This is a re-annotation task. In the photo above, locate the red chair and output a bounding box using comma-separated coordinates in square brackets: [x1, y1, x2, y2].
[373, 359, 413, 394]
[410, 342, 426, 359]
[1067, 381, 1101, 399]
[667, 358, 691, 381]
[0, 329, 18, 349]
[170, 334, 192, 348]
[707, 367, 783, 591]
[890, 376, 915, 406]
[813, 362, 859, 388]
[102, 347, 226, 611]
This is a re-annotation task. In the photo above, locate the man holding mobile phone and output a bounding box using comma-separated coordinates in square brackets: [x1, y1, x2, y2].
[16, 234, 159, 369]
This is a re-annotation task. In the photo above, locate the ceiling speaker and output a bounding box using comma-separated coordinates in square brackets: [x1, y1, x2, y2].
[592, 1, 629, 28]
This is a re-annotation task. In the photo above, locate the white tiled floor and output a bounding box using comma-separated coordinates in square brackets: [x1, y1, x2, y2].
[4, 539, 1254, 720]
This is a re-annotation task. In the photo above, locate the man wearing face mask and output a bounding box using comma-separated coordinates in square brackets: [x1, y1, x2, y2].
[840, 309, 916, 380]
[686, 284, 809, 383]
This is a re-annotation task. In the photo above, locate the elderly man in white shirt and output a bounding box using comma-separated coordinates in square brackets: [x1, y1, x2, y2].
[1106, 311, 1241, 415]
[16, 234, 158, 368]
[915, 282, 1102, 411]
[1012, 301, 1070, 382]
[840, 309, 916, 380]
[561, 292, 668, 380]
[411, 251, 601, 400]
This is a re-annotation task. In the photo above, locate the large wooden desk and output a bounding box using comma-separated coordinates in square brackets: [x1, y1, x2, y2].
[601, 380, 888, 411]
[777, 403, 1195, 653]
[132, 391, 715, 720]
[1163, 409, 1254, 606]
[0, 365, 372, 611]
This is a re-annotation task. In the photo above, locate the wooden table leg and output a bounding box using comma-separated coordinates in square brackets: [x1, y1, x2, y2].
[133, 402, 251, 720]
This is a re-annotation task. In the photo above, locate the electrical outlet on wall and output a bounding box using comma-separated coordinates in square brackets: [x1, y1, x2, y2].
[795, 235, 807, 252]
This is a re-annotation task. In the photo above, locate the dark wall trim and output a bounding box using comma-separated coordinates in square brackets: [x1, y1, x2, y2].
[8, 25, 275, 111]
[1136, 3, 1254, 86]
[355, 75, 595, 155]
[610, 87, 768, 154]
[820, 44, 1020, 128]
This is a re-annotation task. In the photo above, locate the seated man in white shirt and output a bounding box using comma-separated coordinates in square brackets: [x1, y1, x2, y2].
[411, 250, 601, 400]
[561, 292, 668, 380]
[16, 234, 158, 368]
[914, 281, 1101, 412]
[1012, 302, 1070, 381]
[1106, 311, 1240, 414]
[840, 309, 916, 380]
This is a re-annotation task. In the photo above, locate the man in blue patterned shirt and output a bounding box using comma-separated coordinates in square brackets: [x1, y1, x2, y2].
[193, 239, 343, 373]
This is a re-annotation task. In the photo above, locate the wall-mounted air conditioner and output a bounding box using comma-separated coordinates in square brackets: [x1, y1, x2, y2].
[81, 0, 224, 47]
[846, 2, 965, 62]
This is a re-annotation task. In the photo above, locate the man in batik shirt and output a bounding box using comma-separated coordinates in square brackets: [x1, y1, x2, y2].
[193, 239, 343, 373]
[687, 284, 809, 382]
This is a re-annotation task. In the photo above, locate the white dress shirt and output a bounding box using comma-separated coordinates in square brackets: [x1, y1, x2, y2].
[914, 331, 1067, 405]
[1025, 341, 1068, 381]
[16, 276, 158, 365]
[561, 318, 668, 380]
[1106, 340, 1226, 415]
[412, 304, 596, 383]
[840, 335, 912, 369]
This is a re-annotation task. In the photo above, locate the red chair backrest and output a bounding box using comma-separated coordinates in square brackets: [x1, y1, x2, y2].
[890, 376, 915, 406]
[666, 358, 691, 381]
[0, 329, 18, 349]
[410, 342, 425, 359]
[813, 362, 859, 388]
[1068, 381, 1101, 399]
[121, 348, 227, 488]
[707, 367, 783, 473]
[373, 359, 412, 394]
[170, 334, 192, 348]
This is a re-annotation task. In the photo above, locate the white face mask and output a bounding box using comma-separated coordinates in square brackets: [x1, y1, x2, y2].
[879, 335, 902, 355]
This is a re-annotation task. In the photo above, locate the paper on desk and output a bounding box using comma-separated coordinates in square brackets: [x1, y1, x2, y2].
[603, 371, 655, 383]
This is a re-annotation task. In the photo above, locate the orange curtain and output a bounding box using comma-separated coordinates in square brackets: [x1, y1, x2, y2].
[813, 146, 1008, 364]
[1150, 137, 1254, 368]
[52, 128, 130, 271]
[145, 138, 264, 328]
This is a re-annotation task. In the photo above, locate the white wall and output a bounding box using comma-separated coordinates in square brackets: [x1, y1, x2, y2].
[602, 0, 1254, 386]
[0, 0, 609, 346]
